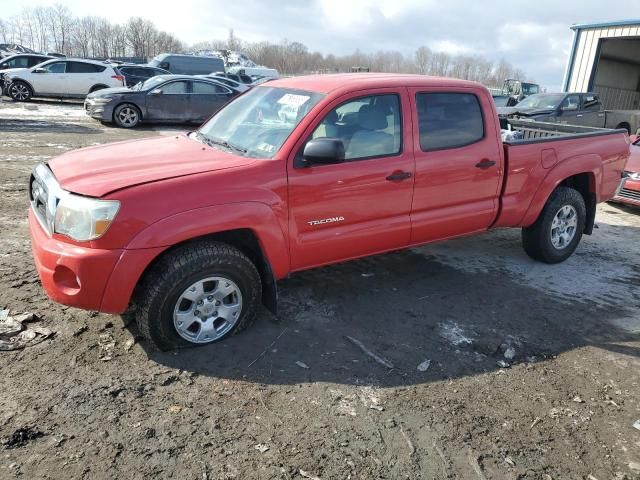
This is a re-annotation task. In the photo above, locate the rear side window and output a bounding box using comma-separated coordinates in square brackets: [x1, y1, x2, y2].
[583, 94, 601, 111]
[28, 57, 47, 67]
[416, 93, 484, 151]
[192, 81, 230, 94]
[68, 62, 106, 73]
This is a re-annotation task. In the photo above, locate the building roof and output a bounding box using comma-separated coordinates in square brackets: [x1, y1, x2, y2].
[266, 73, 480, 94]
[570, 19, 640, 31]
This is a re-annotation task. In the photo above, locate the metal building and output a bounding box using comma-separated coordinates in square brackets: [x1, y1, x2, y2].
[563, 19, 640, 110]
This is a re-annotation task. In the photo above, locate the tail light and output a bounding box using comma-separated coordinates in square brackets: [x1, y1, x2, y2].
[112, 74, 125, 85]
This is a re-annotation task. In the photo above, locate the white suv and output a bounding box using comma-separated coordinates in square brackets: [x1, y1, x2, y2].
[4, 58, 125, 102]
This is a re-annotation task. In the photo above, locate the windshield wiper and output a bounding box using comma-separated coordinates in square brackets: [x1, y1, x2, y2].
[197, 133, 247, 155]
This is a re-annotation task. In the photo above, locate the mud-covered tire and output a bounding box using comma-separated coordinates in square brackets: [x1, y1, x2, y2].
[522, 186, 586, 264]
[8, 81, 32, 101]
[135, 241, 262, 351]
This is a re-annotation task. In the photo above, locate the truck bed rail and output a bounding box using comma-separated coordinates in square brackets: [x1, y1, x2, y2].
[505, 119, 624, 145]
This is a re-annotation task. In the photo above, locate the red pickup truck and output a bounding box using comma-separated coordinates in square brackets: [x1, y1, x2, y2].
[29, 74, 630, 350]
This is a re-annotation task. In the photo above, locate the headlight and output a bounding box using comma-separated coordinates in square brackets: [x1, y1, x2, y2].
[91, 97, 113, 104]
[54, 194, 120, 241]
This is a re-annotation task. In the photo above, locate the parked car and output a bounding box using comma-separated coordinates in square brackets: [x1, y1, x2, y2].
[28, 74, 629, 350]
[611, 135, 640, 208]
[116, 65, 170, 87]
[4, 58, 124, 101]
[0, 54, 54, 94]
[498, 92, 640, 133]
[84, 75, 238, 128]
[148, 53, 225, 75]
[227, 66, 279, 81]
[211, 71, 253, 84]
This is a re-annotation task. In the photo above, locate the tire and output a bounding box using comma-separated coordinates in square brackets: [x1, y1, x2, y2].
[8, 81, 32, 102]
[522, 186, 586, 264]
[135, 241, 262, 351]
[113, 103, 141, 128]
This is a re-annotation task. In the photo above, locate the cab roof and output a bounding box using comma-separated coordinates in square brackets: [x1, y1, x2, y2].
[265, 73, 483, 94]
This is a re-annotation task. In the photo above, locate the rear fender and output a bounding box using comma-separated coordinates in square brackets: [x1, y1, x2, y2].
[520, 154, 601, 228]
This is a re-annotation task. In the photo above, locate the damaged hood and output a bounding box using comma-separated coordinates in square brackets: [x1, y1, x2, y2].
[48, 134, 255, 197]
[496, 106, 556, 118]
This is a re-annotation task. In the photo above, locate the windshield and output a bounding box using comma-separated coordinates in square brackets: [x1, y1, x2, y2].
[136, 76, 167, 91]
[516, 94, 564, 109]
[197, 86, 325, 159]
[148, 55, 163, 67]
[522, 83, 540, 95]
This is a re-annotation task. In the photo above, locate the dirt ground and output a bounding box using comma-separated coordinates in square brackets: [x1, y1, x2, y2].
[0, 98, 639, 480]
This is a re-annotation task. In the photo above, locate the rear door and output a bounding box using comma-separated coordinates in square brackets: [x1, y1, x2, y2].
[408, 88, 503, 243]
[580, 94, 606, 127]
[67, 61, 106, 94]
[145, 79, 191, 121]
[190, 80, 234, 122]
[287, 89, 415, 270]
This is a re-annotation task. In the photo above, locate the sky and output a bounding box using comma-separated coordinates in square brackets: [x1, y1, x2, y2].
[2, 0, 639, 90]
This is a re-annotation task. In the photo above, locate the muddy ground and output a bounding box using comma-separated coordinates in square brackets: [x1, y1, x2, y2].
[0, 98, 639, 480]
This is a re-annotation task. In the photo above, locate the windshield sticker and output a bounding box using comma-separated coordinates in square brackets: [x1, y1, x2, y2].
[256, 142, 275, 153]
[277, 94, 310, 107]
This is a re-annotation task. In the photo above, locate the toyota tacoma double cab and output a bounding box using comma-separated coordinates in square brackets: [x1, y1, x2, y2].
[28, 74, 630, 350]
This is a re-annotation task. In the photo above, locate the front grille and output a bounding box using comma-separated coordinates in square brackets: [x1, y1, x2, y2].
[618, 187, 640, 202]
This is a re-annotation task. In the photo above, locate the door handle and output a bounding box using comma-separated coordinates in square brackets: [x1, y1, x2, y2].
[576, 114, 583, 117]
[475, 159, 496, 169]
[386, 171, 412, 181]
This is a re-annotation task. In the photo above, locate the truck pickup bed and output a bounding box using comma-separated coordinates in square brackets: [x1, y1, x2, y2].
[28, 74, 630, 350]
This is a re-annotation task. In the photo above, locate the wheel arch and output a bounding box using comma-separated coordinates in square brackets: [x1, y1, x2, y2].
[521, 154, 601, 234]
[89, 84, 109, 93]
[8, 77, 34, 93]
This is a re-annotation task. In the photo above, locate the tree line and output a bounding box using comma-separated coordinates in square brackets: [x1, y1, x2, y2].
[0, 6, 530, 87]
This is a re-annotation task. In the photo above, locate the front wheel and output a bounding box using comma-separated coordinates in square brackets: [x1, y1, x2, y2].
[9, 81, 32, 101]
[522, 186, 586, 264]
[135, 241, 262, 350]
[113, 103, 141, 128]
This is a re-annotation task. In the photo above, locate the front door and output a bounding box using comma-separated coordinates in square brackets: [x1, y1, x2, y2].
[556, 93, 583, 125]
[145, 80, 191, 122]
[287, 90, 415, 270]
[33, 61, 67, 94]
[408, 89, 503, 243]
[580, 94, 606, 127]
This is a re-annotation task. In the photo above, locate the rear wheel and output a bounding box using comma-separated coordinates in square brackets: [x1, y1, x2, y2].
[9, 81, 32, 102]
[113, 103, 141, 128]
[522, 187, 586, 264]
[135, 241, 262, 351]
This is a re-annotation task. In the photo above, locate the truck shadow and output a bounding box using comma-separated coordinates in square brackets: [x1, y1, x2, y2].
[143, 241, 640, 388]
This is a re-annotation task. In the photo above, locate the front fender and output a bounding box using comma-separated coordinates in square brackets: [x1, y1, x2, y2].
[126, 201, 290, 278]
[520, 154, 601, 227]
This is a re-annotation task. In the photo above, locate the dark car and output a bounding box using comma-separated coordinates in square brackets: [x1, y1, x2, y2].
[0, 54, 53, 93]
[211, 71, 253, 84]
[84, 75, 239, 128]
[118, 65, 171, 87]
[148, 54, 225, 75]
[200, 74, 251, 93]
[496, 92, 605, 129]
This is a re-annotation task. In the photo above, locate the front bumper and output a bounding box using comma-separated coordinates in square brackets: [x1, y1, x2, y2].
[83, 99, 110, 121]
[611, 177, 640, 207]
[29, 209, 123, 311]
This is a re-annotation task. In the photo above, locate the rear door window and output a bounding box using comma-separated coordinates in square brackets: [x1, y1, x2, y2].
[68, 62, 106, 73]
[582, 94, 601, 111]
[192, 81, 231, 94]
[416, 93, 484, 151]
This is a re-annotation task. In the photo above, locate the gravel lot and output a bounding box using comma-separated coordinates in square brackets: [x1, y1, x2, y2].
[1, 98, 639, 480]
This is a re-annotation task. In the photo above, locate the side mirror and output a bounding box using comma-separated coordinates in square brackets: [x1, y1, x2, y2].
[33, 68, 46, 73]
[150, 89, 163, 95]
[560, 104, 577, 112]
[302, 138, 345, 166]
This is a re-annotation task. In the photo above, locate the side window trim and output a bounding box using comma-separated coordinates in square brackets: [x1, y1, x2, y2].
[416, 92, 486, 152]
